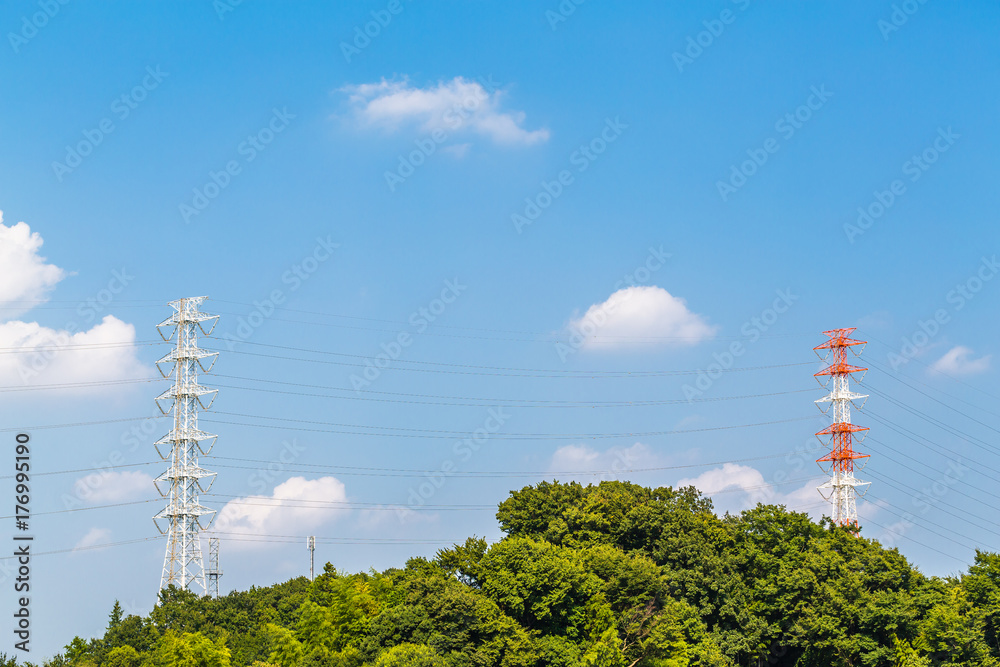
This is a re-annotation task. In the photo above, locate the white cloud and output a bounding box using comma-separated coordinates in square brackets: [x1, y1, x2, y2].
[341, 77, 549, 146]
[214, 476, 348, 548]
[567, 285, 717, 348]
[677, 464, 829, 518]
[930, 345, 991, 376]
[73, 527, 112, 553]
[73, 470, 153, 504]
[1, 315, 147, 386]
[0, 213, 67, 317]
[677, 463, 769, 498]
[0, 216, 147, 389]
[548, 442, 656, 484]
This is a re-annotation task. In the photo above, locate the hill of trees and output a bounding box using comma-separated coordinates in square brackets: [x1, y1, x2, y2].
[10, 481, 1000, 667]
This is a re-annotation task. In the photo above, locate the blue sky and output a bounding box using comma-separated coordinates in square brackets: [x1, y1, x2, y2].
[2, 0, 1000, 657]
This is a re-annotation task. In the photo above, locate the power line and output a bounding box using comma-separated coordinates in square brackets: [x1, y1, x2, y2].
[0, 341, 164, 355]
[207, 307, 809, 345]
[863, 495, 995, 552]
[0, 378, 162, 393]
[868, 436, 1000, 500]
[0, 416, 161, 433]
[209, 299, 817, 342]
[0, 536, 163, 561]
[212, 376, 817, 408]
[0, 461, 158, 480]
[863, 384, 1000, 449]
[866, 412, 1000, 475]
[864, 469, 1000, 533]
[214, 345, 815, 378]
[204, 451, 803, 477]
[862, 517, 969, 565]
[203, 412, 819, 440]
[0, 499, 161, 519]
[203, 498, 493, 512]
[867, 338, 1000, 403]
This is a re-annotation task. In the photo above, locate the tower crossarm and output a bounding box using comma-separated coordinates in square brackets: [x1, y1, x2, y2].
[815, 389, 868, 404]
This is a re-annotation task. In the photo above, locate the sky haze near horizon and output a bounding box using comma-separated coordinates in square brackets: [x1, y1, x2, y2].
[1, 0, 999, 657]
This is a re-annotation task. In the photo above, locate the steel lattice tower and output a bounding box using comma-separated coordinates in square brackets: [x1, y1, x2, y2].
[207, 537, 222, 598]
[814, 328, 870, 533]
[153, 297, 219, 594]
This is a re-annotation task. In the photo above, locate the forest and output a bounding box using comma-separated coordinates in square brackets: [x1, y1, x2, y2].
[8, 480, 1000, 667]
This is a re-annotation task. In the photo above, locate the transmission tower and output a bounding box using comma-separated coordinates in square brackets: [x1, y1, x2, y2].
[813, 328, 870, 533]
[207, 537, 222, 598]
[153, 297, 219, 595]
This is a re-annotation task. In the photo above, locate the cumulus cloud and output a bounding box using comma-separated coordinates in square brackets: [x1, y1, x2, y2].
[567, 286, 717, 349]
[0, 215, 147, 388]
[678, 463, 770, 499]
[73, 527, 112, 553]
[341, 77, 549, 146]
[1, 315, 147, 386]
[72, 470, 154, 504]
[0, 212, 67, 317]
[930, 345, 991, 376]
[547, 442, 657, 485]
[214, 476, 348, 548]
[677, 463, 828, 518]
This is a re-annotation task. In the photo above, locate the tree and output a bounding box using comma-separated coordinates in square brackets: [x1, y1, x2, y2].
[103, 646, 140, 667]
[435, 536, 489, 588]
[373, 644, 445, 667]
[149, 631, 231, 667]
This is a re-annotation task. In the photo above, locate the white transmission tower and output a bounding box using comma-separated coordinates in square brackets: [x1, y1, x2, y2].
[207, 536, 222, 598]
[153, 297, 219, 595]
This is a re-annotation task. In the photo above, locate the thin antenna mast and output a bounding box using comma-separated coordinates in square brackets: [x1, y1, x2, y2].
[307, 536, 316, 582]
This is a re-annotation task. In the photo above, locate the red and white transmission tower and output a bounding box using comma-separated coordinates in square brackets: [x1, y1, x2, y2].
[813, 328, 870, 533]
